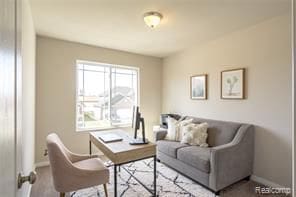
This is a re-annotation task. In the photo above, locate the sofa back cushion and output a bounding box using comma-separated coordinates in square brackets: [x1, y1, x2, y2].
[186, 117, 242, 147]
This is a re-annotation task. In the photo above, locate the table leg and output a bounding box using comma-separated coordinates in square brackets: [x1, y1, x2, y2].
[89, 140, 92, 155]
[114, 164, 117, 197]
[154, 155, 157, 197]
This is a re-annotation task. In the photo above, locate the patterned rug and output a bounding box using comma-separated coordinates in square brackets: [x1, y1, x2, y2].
[71, 158, 215, 197]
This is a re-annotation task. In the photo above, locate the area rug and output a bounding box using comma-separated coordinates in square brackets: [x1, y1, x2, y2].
[71, 158, 215, 197]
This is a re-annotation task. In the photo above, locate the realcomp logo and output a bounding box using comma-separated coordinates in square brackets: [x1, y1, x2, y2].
[255, 186, 291, 196]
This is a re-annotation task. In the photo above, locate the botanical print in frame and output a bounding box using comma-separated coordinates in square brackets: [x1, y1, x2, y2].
[191, 74, 207, 100]
[221, 68, 245, 99]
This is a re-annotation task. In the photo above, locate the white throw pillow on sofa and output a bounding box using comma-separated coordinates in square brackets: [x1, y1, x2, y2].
[166, 117, 178, 140]
[166, 117, 193, 141]
[181, 122, 209, 147]
[180, 123, 195, 144]
[191, 122, 209, 147]
[175, 118, 193, 141]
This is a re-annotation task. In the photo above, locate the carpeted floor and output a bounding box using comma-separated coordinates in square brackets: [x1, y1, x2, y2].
[30, 158, 284, 197]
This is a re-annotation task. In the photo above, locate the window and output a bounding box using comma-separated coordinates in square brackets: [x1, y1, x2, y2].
[76, 61, 139, 131]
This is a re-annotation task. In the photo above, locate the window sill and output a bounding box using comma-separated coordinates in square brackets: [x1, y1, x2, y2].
[76, 124, 131, 132]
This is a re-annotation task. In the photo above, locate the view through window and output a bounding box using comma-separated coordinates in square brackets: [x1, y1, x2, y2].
[76, 61, 138, 130]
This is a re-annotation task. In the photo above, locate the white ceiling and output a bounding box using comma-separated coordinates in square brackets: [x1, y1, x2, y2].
[29, 0, 290, 57]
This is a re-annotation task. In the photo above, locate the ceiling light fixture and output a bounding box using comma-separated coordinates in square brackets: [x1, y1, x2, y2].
[143, 11, 163, 28]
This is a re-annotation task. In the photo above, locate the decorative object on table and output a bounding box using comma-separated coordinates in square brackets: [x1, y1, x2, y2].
[221, 68, 245, 99]
[190, 74, 207, 100]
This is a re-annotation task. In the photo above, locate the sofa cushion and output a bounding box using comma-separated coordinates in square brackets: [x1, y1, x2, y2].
[187, 117, 241, 146]
[177, 146, 211, 173]
[157, 140, 189, 158]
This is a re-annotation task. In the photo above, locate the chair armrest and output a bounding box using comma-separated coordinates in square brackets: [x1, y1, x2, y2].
[209, 124, 254, 191]
[154, 129, 167, 141]
[68, 151, 98, 163]
[69, 160, 106, 176]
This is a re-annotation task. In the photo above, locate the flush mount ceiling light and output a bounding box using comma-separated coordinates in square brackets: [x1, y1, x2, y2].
[143, 11, 163, 28]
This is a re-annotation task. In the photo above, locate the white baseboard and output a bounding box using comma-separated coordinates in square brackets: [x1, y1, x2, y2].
[251, 175, 285, 188]
[35, 161, 50, 168]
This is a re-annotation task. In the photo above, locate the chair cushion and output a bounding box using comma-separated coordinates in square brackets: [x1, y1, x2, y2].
[177, 146, 211, 173]
[157, 140, 189, 158]
[73, 158, 108, 172]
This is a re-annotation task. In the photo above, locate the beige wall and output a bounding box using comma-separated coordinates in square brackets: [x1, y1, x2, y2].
[22, 0, 36, 196]
[36, 36, 162, 163]
[162, 13, 292, 187]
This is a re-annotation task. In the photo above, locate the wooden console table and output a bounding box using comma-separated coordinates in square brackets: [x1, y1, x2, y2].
[89, 129, 157, 197]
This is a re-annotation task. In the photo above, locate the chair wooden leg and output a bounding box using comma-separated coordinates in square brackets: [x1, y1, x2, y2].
[60, 192, 65, 197]
[103, 184, 108, 197]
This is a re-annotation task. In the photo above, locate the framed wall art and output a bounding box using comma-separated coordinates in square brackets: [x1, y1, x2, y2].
[190, 74, 207, 100]
[221, 68, 245, 99]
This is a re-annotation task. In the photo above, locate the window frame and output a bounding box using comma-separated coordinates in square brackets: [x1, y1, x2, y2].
[75, 60, 140, 132]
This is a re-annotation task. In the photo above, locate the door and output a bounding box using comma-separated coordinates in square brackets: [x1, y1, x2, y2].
[0, 0, 18, 196]
[0, 0, 32, 196]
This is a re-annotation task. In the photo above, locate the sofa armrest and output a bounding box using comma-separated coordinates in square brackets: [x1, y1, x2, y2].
[209, 124, 254, 191]
[154, 129, 167, 141]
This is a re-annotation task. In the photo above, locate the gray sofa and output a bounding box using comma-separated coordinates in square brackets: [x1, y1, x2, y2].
[154, 116, 254, 194]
